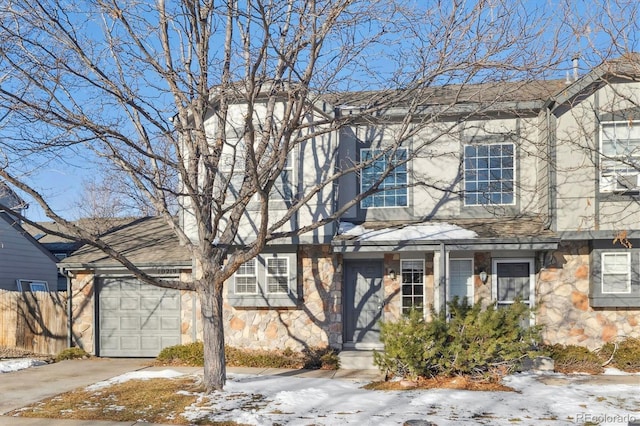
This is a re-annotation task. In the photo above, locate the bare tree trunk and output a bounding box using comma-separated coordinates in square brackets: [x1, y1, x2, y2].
[199, 283, 226, 391]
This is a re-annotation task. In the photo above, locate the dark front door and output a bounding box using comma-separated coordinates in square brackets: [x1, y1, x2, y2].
[495, 260, 533, 308]
[344, 260, 384, 347]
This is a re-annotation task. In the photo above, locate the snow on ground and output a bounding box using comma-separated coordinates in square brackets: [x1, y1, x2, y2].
[96, 369, 640, 426]
[0, 358, 46, 373]
[338, 222, 478, 241]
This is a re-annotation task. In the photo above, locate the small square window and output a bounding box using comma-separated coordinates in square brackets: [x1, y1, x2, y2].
[16, 280, 49, 292]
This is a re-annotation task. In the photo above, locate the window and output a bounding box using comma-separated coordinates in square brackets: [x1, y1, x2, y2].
[401, 260, 424, 314]
[492, 259, 534, 309]
[229, 251, 298, 307]
[601, 252, 631, 294]
[449, 259, 473, 303]
[16, 280, 49, 292]
[600, 122, 640, 192]
[464, 143, 514, 206]
[266, 257, 289, 294]
[235, 259, 257, 294]
[361, 148, 408, 208]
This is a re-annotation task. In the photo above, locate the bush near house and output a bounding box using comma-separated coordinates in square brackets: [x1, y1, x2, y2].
[156, 342, 339, 370]
[374, 299, 541, 380]
[546, 338, 640, 373]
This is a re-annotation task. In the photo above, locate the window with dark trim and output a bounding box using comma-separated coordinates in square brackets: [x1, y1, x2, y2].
[229, 251, 298, 308]
[590, 247, 640, 307]
[464, 143, 515, 206]
[600, 121, 640, 192]
[360, 148, 408, 208]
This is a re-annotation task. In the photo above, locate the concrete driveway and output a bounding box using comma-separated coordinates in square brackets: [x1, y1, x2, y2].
[0, 358, 151, 415]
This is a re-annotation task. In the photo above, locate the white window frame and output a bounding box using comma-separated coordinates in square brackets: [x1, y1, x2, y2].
[234, 259, 258, 295]
[491, 258, 535, 308]
[266, 256, 290, 294]
[599, 121, 640, 192]
[448, 258, 474, 304]
[601, 252, 631, 294]
[16, 279, 49, 292]
[463, 142, 516, 206]
[360, 148, 409, 209]
[400, 259, 425, 315]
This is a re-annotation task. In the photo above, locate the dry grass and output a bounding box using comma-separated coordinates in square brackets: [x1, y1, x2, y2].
[10, 376, 243, 425]
[363, 375, 515, 392]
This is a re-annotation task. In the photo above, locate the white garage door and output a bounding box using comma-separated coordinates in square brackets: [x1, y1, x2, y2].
[98, 278, 181, 357]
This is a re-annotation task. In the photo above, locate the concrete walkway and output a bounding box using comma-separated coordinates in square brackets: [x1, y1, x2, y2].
[0, 358, 383, 426]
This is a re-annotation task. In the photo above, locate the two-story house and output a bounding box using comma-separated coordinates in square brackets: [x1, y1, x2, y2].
[63, 56, 640, 358]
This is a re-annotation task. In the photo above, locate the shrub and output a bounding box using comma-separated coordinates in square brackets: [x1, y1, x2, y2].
[302, 346, 340, 370]
[157, 342, 204, 366]
[600, 338, 640, 372]
[225, 346, 301, 368]
[157, 342, 339, 369]
[374, 299, 540, 379]
[55, 347, 89, 362]
[546, 344, 603, 374]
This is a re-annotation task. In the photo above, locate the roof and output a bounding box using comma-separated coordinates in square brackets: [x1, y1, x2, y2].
[324, 79, 568, 111]
[0, 182, 26, 211]
[59, 216, 192, 269]
[549, 53, 640, 110]
[23, 218, 142, 255]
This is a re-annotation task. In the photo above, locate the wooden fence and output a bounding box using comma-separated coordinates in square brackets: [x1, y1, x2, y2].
[0, 289, 68, 355]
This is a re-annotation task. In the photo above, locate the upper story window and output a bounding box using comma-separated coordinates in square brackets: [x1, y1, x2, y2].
[463, 143, 514, 206]
[360, 148, 408, 208]
[600, 121, 640, 192]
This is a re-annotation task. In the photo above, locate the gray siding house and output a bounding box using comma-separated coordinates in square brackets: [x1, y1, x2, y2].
[0, 184, 58, 292]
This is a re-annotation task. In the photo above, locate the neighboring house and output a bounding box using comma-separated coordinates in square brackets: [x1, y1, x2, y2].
[63, 56, 640, 358]
[0, 184, 58, 292]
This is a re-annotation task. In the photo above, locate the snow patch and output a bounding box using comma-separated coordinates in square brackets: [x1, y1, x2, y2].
[338, 222, 477, 241]
[0, 358, 46, 373]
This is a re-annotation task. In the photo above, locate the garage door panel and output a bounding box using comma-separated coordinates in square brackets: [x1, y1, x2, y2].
[120, 316, 140, 330]
[141, 336, 160, 350]
[99, 278, 181, 357]
[161, 316, 180, 330]
[141, 317, 160, 330]
[101, 317, 119, 331]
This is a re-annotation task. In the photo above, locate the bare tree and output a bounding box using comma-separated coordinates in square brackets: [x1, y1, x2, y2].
[0, 0, 633, 391]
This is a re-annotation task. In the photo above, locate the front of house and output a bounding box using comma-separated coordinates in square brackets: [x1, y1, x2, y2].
[63, 56, 640, 357]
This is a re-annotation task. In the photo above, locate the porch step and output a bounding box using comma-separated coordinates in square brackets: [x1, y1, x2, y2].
[338, 350, 378, 370]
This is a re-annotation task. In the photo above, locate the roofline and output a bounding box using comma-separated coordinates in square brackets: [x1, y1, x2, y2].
[59, 261, 193, 271]
[332, 237, 559, 253]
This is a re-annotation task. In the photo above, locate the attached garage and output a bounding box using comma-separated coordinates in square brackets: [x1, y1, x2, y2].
[59, 217, 194, 358]
[98, 278, 181, 357]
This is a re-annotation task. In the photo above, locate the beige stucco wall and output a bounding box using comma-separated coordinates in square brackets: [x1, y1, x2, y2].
[554, 80, 640, 232]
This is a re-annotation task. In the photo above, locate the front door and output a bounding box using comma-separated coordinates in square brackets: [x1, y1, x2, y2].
[344, 260, 384, 347]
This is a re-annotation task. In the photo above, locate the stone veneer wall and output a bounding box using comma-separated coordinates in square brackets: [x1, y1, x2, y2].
[537, 241, 640, 349]
[69, 271, 95, 353]
[221, 244, 342, 350]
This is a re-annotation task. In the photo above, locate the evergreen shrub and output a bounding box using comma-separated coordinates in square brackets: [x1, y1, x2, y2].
[374, 298, 541, 379]
[601, 337, 640, 372]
